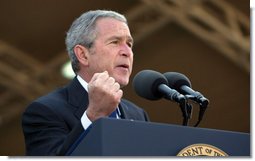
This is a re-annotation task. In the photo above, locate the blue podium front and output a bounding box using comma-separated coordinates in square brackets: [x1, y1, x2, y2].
[69, 118, 250, 156]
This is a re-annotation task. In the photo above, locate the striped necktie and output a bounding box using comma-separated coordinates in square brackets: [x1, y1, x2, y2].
[109, 110, 117, 118]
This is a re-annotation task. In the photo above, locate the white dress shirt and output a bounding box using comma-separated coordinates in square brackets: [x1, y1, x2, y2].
[77, 75, 92, 130]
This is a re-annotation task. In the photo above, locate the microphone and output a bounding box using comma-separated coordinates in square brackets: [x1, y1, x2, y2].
[163, 72, 209, 108]
[132, 70, 185, 103]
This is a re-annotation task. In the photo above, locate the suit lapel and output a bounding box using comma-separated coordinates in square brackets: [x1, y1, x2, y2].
[67, 77, 89, 119]
[119, 100, 132, 120]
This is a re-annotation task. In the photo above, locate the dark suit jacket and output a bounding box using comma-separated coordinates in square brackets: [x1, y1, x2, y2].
[22, 77, 149, 156]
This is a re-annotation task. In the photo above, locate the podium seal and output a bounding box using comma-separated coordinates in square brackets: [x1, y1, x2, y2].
[177, 143, 228, 156]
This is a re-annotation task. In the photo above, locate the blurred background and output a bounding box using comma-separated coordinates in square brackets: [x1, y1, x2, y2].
[0, 0, 250, 156]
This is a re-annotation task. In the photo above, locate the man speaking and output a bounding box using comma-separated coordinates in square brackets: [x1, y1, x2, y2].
[22, 10, 149, 156]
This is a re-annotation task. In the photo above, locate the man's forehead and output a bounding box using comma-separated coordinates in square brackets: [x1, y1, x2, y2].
[96, 17, 128, 31]
[95, 18, 132, 38]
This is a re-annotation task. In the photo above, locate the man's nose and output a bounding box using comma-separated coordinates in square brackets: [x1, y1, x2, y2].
[120, 44, 133, 57]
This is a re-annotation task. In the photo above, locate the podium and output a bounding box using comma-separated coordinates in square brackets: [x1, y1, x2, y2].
[69, 118, 250, 156]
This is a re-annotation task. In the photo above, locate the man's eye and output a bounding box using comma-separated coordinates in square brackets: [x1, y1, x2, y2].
[127, 42, 133, 48]
[111, 40, 118, 44]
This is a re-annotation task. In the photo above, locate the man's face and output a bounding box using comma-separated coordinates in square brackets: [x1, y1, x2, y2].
[86, 18, 134, 87]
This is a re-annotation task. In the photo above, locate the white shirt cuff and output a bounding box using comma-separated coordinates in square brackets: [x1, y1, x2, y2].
[81, 111, 92, 130]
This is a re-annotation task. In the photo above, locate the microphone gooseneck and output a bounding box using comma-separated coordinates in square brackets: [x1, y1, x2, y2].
[163, 72, 209, 107]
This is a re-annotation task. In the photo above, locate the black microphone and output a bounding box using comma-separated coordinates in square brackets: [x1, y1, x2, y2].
[163, 72, 209, 107]
[132, 70, 185, 103]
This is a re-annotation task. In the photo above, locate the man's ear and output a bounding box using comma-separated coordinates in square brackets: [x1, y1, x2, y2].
[73, 45, 89, 66]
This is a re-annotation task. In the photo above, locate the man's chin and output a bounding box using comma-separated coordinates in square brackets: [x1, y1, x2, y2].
[117, 79, 129, 88]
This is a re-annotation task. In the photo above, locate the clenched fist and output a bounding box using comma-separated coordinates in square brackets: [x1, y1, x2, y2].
[86, 71, 123, 121]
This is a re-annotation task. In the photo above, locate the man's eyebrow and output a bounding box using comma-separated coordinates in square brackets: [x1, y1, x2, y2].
[107, 35, 134, 43]
[107, 36, 121, 41]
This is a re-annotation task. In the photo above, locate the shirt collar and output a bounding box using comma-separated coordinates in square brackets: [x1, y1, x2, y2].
[77, 75, 88, 92]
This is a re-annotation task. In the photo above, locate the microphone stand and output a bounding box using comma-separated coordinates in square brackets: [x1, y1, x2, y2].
[194, 100, 208, 127]
[179, 98, 193, 126]
[185, 95, 209, 127]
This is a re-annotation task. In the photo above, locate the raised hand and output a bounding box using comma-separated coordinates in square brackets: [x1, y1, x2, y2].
[86, 71, 123, 121]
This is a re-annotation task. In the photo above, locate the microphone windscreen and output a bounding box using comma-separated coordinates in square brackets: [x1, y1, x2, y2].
[163, 72, 191, 91]
[133, 70, 168, 100]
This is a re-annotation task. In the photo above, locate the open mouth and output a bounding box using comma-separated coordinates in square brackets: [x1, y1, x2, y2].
[117, 64, 129, 70]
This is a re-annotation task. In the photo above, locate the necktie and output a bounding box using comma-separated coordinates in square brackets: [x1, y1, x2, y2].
[109, 110, 117, 118]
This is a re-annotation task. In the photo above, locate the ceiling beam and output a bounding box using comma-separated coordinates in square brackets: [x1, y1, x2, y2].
[141, 0, 250, 73]
[0, 42, 69, 127]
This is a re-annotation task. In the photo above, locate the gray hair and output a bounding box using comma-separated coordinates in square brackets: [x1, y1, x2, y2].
[65, 10, 128, 73]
